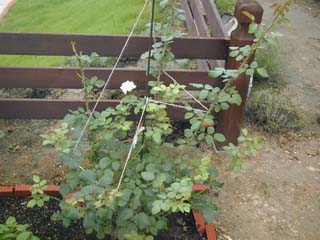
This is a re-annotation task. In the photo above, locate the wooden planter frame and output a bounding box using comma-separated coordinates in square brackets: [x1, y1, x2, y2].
[0, 184, 217, 240]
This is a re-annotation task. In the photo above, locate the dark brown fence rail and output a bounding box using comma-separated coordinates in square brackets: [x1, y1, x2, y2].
[0, 32, 228, 59]
[0, 67, 221, 89]
[0, 99, 210, 120]
[0, 0, 264, 144]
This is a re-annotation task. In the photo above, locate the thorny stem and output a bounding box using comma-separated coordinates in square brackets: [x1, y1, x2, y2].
[71, 42, 90, 112]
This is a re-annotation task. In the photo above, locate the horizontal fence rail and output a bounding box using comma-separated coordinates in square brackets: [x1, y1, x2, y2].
[0, 32, 229, 59]
[0, 99, 210, 120]
[0, 67, 221, 89]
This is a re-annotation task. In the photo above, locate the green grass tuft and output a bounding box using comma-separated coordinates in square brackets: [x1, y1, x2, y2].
[247, 89, 303, 134]
[214, 0, 235, 15]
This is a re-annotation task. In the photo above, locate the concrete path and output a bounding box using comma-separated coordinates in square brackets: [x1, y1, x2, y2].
[0, 0, 16, 21]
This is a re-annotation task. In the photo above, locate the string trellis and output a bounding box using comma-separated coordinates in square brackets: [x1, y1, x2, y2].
[71, 0, 215, 190]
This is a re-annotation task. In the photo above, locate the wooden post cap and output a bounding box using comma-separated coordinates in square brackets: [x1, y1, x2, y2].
[235, 0, 264, 24]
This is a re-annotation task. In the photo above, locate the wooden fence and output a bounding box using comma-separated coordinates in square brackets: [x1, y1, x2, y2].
[0, 0, 263, 144]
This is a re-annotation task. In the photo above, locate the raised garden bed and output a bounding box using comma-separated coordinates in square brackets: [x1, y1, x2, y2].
[0, 185, 217, 240]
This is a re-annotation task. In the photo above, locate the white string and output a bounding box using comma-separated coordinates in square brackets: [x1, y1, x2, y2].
[116, 97, 149, 191]
[73, 0, 150, 151]
[148, 98, 207, 113]
[162, 70, 209, 111]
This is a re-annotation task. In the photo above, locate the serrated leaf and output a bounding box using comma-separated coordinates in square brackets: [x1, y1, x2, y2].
[17, 231, 32, 240]
[99, 174, 113, 186]
[33, 175, 40, 183]
[191, 121, 201, 131]
[112, 161, 120, 170]
[185, 112, 194, 119]
[214, 133, 226, 143]
[27, 199, 37, 208]
[208, 68, 224, 78]
[256, 68, 269, 78]
[152, 132, 161, 144]
[250, 61, 258, 69]
[95, 80, 105, 88]
[184, 129, 193, 138]
[236, 55, 244, 61]
[141, 171, 155, 181]
[203, 205, 217, 223]
[99, 157, 111, 169]
[59, 183, 71, 196]
[205, 135, 214, 144]
[117, 208, 133, 221]
[199, 90, 209, 100]
[229, 50, 239, 57]
[207, 127, 215, 134]
[6, 216, 16, 225]
[246, 68, 254, 76]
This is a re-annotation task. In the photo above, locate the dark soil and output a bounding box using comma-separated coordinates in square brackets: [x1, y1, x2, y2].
[0, 198, 204, 240]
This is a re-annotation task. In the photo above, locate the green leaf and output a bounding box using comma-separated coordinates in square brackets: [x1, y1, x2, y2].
[205, 135, 214, 144]
[246, 69, 254, 76]
[256, 68, 269, 78]
[79, 170, 96, 184]
[250, 61, 258, 69]
[236, 55, 244, 61]
[229, 50, 239, 57]
[117, 208, 133, 221]
[112, 161, 121, 171]
[33, 175, 40, 183]
[6, 216, 16, 225]
[39, 180, 47, 186]
[185, 112, 194, 119]
[249, 23, 258, 34]
[190, 83, 203, 89]
[37, 199, 45, 207]
[152, 132, 161, 144]
[0, 130, 6, 139]
[201, 157, 211, 165]
[27, 199, 37, 208]
[83, 212, 96, 229]
[203, 204, 217, 223]
[95, 80, 105, 88]
[151, 202, 161, 215]
[99, 174, 113, 186]
[214, 133, 226, 143]
[242, 128, 248, 136]
[141, 172, 155, 181]
[199, 90, 209, 100]
[17, 231, 32, 240]
[197, 133, 205, 141]
[99, 157, 111, 169]
[59, 183, 71, 196]
[208, 68, 224, 78]
[191, 121, 201, 131]
[184, 129, 193, 138]
[207, 127, 215, 134]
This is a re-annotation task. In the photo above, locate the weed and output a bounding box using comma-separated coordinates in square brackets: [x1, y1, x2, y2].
[254, 42, 284, 82]
[214, 0, 236, 15]
[247, 89, 303, 134]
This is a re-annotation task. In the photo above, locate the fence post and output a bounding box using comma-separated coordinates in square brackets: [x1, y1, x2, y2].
[217, 0, 263, 146]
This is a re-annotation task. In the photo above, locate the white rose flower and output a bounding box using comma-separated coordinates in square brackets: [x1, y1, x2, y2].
[120, 81, 136, 95]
